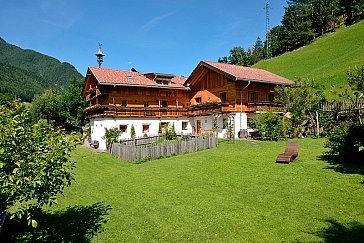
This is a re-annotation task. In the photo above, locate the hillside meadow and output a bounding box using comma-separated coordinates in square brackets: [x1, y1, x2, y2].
[11, 138, 364, 242]
[254, 20, 364, 94]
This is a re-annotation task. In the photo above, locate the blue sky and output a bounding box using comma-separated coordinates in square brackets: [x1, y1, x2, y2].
[0, 0, 287, 76]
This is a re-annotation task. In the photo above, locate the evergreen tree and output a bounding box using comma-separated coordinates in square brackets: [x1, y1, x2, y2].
[252, 37, 265, 63]
[312, 0, 334, 35]
[269, 25, 287, 57]
[282, 0, 316, 50]
[340, 0, 364, 25]
[130, 124, 136, 138]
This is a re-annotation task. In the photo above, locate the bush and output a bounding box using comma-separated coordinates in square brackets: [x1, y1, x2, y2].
[130, 125, 135, 138]
[254, 111, 284, 141]
[325, 122, 364, 162]
[165, 123, 177, 140]
[104, 127, 120, 150]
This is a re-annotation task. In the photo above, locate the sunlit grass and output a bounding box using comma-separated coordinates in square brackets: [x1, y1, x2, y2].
[44, 138, 364, 242]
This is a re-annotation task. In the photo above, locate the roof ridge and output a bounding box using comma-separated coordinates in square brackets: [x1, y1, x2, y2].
[203, 60, 266, 71]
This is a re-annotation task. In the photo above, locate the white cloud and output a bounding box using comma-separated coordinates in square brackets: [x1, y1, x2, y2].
[142, 12, 175, 31]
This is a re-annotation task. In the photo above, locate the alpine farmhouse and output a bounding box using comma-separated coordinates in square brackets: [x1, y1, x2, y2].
[82, 61, 294, 150]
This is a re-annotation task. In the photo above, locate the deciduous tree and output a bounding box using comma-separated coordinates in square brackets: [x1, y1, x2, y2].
[0, 101, 75, 228]
[275, 78, 325, 137]
[60, 77, 87, 132]
[29, 89, 64, 126]
[104, 127, 121, 151]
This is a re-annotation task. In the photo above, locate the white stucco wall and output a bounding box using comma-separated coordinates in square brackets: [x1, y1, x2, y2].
[89, 112, 250, 150]
[90, 117, 193, 150]
[188, 113, 248, 139]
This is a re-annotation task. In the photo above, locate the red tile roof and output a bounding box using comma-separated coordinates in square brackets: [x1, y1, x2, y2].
[200, 61, 294, 85]
[88, 67, 188, 89]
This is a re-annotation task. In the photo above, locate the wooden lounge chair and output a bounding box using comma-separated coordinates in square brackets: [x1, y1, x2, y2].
[276, 141, 299, 164]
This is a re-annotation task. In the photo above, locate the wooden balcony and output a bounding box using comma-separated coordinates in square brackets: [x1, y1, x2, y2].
[86, 88, 102, 102]
[85, 101, 285, 119]
[85, 105, 189, 118]
[245, 101, 285, 113]
[187, 102, 230, 117]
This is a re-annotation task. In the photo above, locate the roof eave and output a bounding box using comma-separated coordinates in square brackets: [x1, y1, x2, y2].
[236, 77, 293, 86]
[100, 82, 190, 90]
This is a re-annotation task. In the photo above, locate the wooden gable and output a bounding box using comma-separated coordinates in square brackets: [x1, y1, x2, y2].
[81, 68, 99, 98]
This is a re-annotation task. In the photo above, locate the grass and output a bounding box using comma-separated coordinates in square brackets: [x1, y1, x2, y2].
[10, 138, 364, 242]
[254, 20, 364, 96]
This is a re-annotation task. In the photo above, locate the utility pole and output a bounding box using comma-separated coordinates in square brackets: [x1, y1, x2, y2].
[265, 0, 271, 59]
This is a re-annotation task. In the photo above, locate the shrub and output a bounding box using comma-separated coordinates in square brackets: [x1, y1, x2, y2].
[254, 111, 284, 141]
[181, 135, 190, 141]
[325, 122, 364, 162]
[130, 125, 135, 138]
[104, 127, 120, 150]
[164, 123, 177, 141]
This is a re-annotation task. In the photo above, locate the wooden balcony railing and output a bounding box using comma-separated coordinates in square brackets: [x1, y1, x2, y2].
[85, 105, 189, 118]
[85, 101, 285, 119]
[187, 102, 230, 117]
[246, 101, 284, 113]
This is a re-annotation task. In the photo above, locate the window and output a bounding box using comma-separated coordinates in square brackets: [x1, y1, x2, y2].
[144, 102, 149, 108]
[182, 121, 188, 130]
[120, 125, 128, 133]
[195, 97, 202, 104]
[220, 92, 227, 102]
[248, 92, 257, 102]
[156, 79, 170, 85]
[121, 100, 127, 107]
[162, 101, 168, 107]
[142, 124, 150, 134]
[161, 122, 169, 132]
[267, 93, 274, 102]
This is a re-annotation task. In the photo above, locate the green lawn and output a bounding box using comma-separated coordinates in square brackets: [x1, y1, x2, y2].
[17, 138, 364, 242]
[254, 20, 364, 96]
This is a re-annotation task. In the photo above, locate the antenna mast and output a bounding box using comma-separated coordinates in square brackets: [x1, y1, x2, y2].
[265, 0, 271, 59]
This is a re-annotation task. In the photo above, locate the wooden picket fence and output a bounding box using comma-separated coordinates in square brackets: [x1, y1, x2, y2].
[320, 100, 364, 112]
[110, 134, 217, 162]
[119, 134, 199, 146]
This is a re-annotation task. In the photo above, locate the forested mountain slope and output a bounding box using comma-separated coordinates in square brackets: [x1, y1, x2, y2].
[0, 37, 83, 101]
[0, 62, 49, 101]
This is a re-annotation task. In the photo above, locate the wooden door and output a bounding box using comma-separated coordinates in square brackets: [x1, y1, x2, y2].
[197, 120, 201, 134]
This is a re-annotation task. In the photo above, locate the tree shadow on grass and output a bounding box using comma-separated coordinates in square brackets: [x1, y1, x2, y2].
[311, 219, 364, 242]
[318, 154, 364, 176]
[1, 202, 111, 242]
